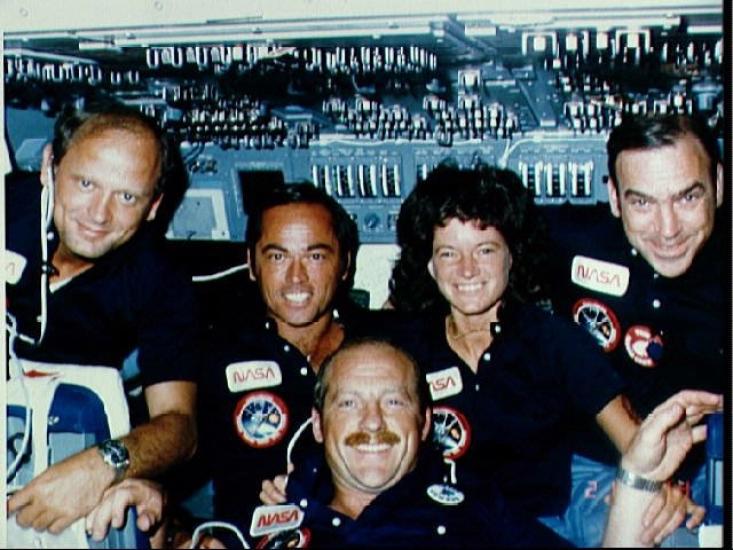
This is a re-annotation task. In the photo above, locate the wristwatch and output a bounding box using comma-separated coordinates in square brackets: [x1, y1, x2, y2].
[97, 438, 130, 482]
[616, 467, 663, 492]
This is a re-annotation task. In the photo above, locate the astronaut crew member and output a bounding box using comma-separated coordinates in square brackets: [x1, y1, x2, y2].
[544, 113, 725, 534]
[85, 339, 723, 548]
[198, 183, 407, 524]
[5, 102, 200, 533]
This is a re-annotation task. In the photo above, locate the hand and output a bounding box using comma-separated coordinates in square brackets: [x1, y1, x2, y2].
[260, 474, 289, 505]
[620, 390, 722, 481]
[639, 482, 705, 545]
[8, 447, 115, 533]
[84, 479, 166, 542]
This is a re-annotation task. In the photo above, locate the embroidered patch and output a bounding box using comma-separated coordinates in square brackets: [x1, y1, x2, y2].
[571, 255, 630, 297]
[572, 298, 622, 352]
[432, 406, 471, 460]
[4, 250, 27, 285]
[427, 484, 465, 506]
[624, 325, 664, 368]
[226, 360, 282, 393]
[250, 504, 304, 538]
[256, 527, 311, 548]
[233, 391, 289, 448]
[426, 367, 463, 401]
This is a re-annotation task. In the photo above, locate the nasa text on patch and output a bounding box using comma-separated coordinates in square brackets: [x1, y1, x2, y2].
[249, 504, 304, 537]
[226, 360, 282, 393]
[571, 255, 630, 297]
[426, 366, 463, 401]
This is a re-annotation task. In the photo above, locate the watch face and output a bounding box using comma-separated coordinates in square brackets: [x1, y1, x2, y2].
[102, 439, 129, 467]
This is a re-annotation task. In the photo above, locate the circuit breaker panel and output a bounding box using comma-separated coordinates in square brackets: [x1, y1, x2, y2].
[3, 1, 725, 244]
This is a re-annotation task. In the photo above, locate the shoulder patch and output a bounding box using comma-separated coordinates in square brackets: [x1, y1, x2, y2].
[571, 255, 629, 297]
[624, 325, 664, 368]
[226, 360, 282, 392]
[427, 484, 465, 506]
[426, 366, 463, 401]
[572, 298, 621, 352]
[233, 391, 289, 448]
[4, 249, 27, 285]
[250, 504, 304, 538]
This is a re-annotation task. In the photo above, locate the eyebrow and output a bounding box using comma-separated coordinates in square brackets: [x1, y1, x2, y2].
[623, 181, 706, 202]
[260, 243, 336, 253]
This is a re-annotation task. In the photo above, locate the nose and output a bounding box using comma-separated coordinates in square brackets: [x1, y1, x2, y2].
[88, 192, 111, 225]
[360, 400, 385, 433]
[657, 202, 681, 239]
[459, 254, 478, 278]
[286, 256, 308, 284]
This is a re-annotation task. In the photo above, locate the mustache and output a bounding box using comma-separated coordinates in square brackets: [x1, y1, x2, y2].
[344, 430, 401, 447]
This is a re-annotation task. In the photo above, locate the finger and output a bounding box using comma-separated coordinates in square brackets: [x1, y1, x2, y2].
[7, 488, 32, 515]
[31, 510, 54, 532]
[111, 502, 127, 530]
[690, 424, 708, 444]
[653, 507, 687, 546]
[16, 503, 43, 529]
[686, 504, 706, 529]
[641, 402, 685, 445]
[136, 512, 152, 532]
[642, 491, 665, 527]
[49, 517, 71, 535]
[274, 474, 289, 493]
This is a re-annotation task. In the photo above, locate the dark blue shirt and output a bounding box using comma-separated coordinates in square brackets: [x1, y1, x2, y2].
[199, 308, 412, 522]
[545, 204, 726, 470]
[258, 447, 573, 548]
[395, 301, 624, 517]
[5, 172, 199, 387]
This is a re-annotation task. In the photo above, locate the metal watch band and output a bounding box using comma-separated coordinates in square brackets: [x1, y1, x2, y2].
[97, 438, 130, 482]
[616, 467, 663, 492]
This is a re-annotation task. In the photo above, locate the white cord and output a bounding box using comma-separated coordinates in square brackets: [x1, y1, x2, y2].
[191, 263, 249, 283]
[6, 314, 32, 484]
[286, 417, 313, 468]
[190, 521, 250, 549]
[443, 457, 457, 485]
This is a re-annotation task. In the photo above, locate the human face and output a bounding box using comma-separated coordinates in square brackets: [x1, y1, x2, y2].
[312, 343, 430, 500]
[428, 218, 512, 323]
[43, 127, 162, 263]
[608, 133, 723, 278]
[249, 203, 347, 333]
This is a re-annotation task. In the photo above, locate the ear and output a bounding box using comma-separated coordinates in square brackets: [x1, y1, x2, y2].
[427, 258, 436, 281]
[246, 248, 257, 282]
[607, 179, 621, 218]
[420, 407, 432, 442]
[341, 252, 352, 281]
[715, 162, 724, 208]
[40, 144, 54, 187]
[145, 193, 165, 221]
[311, 408, 324, 443]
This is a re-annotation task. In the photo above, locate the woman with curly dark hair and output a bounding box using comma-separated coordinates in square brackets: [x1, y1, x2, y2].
[389, 163, 650, 547]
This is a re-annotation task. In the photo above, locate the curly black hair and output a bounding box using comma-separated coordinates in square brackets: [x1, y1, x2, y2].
[389, 163, 550, 314]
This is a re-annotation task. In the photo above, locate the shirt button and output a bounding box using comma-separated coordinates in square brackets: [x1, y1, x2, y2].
[653, 273, 660, 279]
[299, 498, 308, 508]
[652, 299, 661, 309]
[494, 325, 501, 334]
[482, 352, 491, 361]
[475, 384, 480, 391]
[332, 517, 341, 527]
[46, 231, 54, 240]
[283, 344, 291, 352]
[300, 367, 308, 376]
[631, 248, 638, 256]
[437, 525, 446, 535]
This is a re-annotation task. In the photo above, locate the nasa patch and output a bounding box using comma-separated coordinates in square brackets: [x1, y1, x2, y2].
[427, 484, 465, 506]
[571, 255, 630, 297]
[255, 527, 311, 549]
[572, 298, 621, 352]
[426, 366, 463, 401]
[233, 391, 289, 448]
[432, 406, 471, 460]
[624, 325, 664, 368]
[250, 504, 304, 538]
[226, 360, 282, 392]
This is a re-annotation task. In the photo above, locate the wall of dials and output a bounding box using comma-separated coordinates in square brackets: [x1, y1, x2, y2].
[3, 0, 725, 306]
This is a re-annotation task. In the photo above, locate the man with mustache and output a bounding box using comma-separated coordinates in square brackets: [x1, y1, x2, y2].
[197, 183, 404, 527]
[545, 113, 725, 544]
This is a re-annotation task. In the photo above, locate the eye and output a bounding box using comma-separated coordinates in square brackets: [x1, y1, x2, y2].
[437, 249, 457, 261]
[267, 251, 285, 262]
[477, 246, 494, 256]
[629, 196, 649, 208]
[385, 396, 407, 408]
[118, 192, 138, 205]
[310, 251, 325, 261]
[78, 179, 94, 190]
[680, 190, 702, 204]
[338, 398, 357, 409]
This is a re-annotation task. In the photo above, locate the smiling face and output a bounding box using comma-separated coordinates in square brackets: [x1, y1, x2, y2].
[43, 127, 162, 265]
[608, 133, 723, 278]
[249, 203, 347, 336]
[312, 343, 430, 505]
[428, 218, 512, 324]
